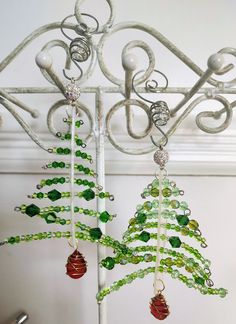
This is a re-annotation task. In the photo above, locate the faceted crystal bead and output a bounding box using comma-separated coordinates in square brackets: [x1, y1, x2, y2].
[170, 200, 180, 209]
[45, 212, 57, 224]
[176, 215, 189, 226]
[150, 188, 159, 197]
[139, 231, 151, 242]
[82, 189, 95, 201]
[101, 257, 115, 270]
[25, 204, 40, 217]
[162, 188, 172, 197]
[169, 236, 182, 248]
[136, 213, 147, 224]
[48, 189, 62, 202]
[89, 227, 103, 240]
[189, 219, 199, 230]
[195, 277, 205, 286]
[99, 211, 110, 223]
[143, 201, 152, 211]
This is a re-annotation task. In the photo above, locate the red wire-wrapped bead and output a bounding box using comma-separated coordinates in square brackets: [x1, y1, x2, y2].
[150, 293, 170, 320]
[66, 249, 87, 279]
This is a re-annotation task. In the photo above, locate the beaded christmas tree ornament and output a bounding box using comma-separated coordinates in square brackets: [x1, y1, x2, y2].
[96, 100, 227, 319]
[0, 79, 132, 279]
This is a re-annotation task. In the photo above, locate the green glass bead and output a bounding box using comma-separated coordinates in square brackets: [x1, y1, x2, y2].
[8, 237, 16, 244]
[164, 257, 174, 266]
[99, 211, 110, 223]
[52, 161, 58, 168]
[195, 277, 205, 286]
[180, 227, 189, 236]
[169, 236, 182, 248]
[172, 187, 180, 196]
[136, 212, 147, 224]
[219, 288, 227, 298]
[185, 266, 194, 273]
[75, 121, 81, 128]
[189, 220, 199, 230]
[99, 192, 106, 199]
[163, 178, 170, 187]
[170, 200, 180, 209]
[82, 189, 95, 201]
[45, 212, 57, 224]
[56, 231, 61, 238]
[37, 192, 44, 199]
[89, 227, 103, 240]
[144, 254, 153, 262]
[76, 139, 83, 146]
[176, 259, 185, 267]
[59, 162, 65, 168]
[81, 153, 87, 159]
[143, 201, 152, 211]
[180, 201, 188, 210]
[52, 178, 58, 184]
[64, 148, 70, 155]
[65, 133, 71, 140]
[25, 204, 40, 217]
[150, 188, 159, 197]
[139, 231, 151, 242]
[59, 177, 66, 184]
[56, 148, 64, 154]
[59, 219, 67, 225]
[162, 188, 172, 197]
[176, 215, 189, 226]
[54, 206, 61, 213]
[84, 168, 90, 174]
[131, 256, 140, 264]
[45, 179, 52, 186]
[48, 189, 62, 202]
[101, 257, 115, 270]
[75, 150, 81, 157]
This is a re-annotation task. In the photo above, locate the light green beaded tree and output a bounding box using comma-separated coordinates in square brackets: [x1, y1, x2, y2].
[97, 175, 227, 305]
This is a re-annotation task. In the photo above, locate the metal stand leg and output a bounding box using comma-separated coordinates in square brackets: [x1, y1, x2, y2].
[95, 88, 107, 324]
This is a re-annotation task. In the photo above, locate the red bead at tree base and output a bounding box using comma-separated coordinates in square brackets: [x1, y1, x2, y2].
[66, 249, 87, 279]
[150, 293, 170, 320]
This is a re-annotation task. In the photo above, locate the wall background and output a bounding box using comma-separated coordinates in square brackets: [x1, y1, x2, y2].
[0, 1, 236, 323]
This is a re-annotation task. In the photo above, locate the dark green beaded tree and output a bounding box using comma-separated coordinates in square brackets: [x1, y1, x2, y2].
[2, 114, 130, 276]
[96, 175, 227, 305]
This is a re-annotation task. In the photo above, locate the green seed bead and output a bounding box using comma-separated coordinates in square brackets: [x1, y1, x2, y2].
[52, 161, 58, 168]
[170, 200, 180, 209]
[56, 148, 64, 154]
[99, 192, 106, 199]
[37, 192, 44, 199]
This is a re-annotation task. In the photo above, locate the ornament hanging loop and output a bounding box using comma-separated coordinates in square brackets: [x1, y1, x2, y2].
[154, 278, 166, 294]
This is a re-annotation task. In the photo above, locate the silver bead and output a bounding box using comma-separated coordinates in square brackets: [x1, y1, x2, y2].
[153, 148, 169, 168]
[65, 81, 80, 103]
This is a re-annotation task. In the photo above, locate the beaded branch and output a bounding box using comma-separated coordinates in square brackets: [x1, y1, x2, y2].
[96, 163, 227, 317]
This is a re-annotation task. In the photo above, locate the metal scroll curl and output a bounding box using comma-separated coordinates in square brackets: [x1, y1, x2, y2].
[47, 99, 94, 142]
[106, 98, 158, 155]
[74, 0, 115, 34]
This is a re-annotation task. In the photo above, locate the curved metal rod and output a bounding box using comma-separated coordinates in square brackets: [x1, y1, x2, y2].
[0, 88, 39, 118]
[0, 97, 52, 152]
[132, 70, 169, 104]
[106, 99, 157, 155]
[163, 95, 233, 145]
[47, 99, 94, 142]
[40, 39, 72, 85]
[97, 21, 236, 88]
[63, 60, 83, 81]
[0, 22, 76, 73]
[195, 96, 233, 133]
[75, 0, 115, 33]
[61, 13, 99, 40]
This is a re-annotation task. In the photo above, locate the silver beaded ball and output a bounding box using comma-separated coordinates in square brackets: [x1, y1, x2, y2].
[65, 82, 81, 103]
[153, 148, 169, 169]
